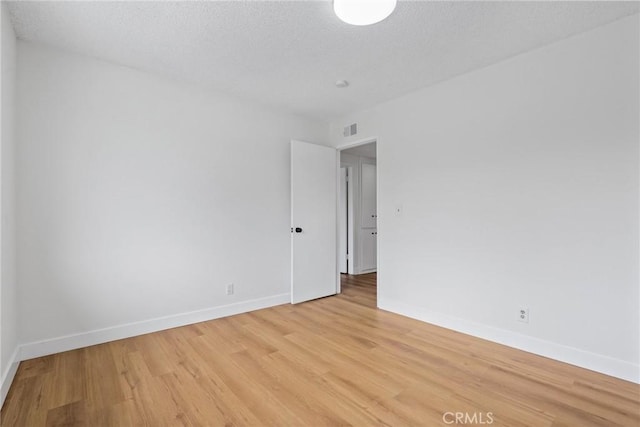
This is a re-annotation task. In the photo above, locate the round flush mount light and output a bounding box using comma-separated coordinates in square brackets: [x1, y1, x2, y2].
[335, 80, 349, 88]
[334, 0, 397, 26]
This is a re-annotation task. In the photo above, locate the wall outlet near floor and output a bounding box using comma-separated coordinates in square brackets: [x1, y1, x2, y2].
[226, 283, 234, 295]
[518, 307, 529, 323]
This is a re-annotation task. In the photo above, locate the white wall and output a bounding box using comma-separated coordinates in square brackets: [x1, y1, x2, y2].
[1, 2, 18, 405]
[16, 42, 328, 354]
[331, 15, 639, 382]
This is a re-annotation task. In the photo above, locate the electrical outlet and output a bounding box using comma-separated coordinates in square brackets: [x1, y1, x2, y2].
[226, 283, 234, 296]
[518, 307, 529, 323]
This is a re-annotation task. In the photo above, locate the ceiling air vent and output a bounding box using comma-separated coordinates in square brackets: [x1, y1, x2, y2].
[343, 123, 357, 137]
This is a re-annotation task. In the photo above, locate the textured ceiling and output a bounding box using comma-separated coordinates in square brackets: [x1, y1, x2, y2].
[6, 1, 639, 121]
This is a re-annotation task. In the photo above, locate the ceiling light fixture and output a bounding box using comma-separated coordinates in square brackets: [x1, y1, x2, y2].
[335, 80, 349, 88]
[334, 0, 397, 26]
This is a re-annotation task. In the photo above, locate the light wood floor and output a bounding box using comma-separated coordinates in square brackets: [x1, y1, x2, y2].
[2, 273, 639, 426]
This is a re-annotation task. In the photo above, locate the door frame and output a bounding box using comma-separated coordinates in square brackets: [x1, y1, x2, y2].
[335, 137, 378, 295]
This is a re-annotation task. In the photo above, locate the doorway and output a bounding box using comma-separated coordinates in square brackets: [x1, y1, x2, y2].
[338, 140, 377, 301]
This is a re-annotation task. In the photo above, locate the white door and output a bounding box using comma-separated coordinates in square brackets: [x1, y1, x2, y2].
[361, 163, 377, 227]
[361, 230, 377, 271]
[360, 163, 377, 272]
[338, 167, 348, 273]
[291, 140, 337, 304]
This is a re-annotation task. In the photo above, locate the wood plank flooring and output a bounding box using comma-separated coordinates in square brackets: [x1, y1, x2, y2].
[2, 273, 639, 426]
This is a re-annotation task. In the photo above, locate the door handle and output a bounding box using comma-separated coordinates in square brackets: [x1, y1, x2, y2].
[294, 227, 303, 233]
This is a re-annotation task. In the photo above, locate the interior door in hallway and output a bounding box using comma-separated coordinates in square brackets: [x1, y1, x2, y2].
[361, 162, 377, 272]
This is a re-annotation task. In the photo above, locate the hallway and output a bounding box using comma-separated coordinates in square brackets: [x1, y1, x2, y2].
[340, 273, 377, 308]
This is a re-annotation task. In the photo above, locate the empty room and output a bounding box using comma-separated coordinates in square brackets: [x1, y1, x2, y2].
[1, 1, 639, 426]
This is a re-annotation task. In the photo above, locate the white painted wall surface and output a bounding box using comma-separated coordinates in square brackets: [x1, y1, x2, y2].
[16, 42, 328, 349]
[1, 2, 19, 404]
[332, 15, 639, 381]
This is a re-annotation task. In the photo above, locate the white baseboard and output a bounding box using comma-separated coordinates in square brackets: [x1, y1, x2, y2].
[1, 346, 20, 408]
[378, 297, 639, 384]
[20, 293, 290, 361]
